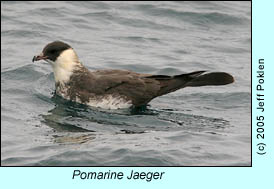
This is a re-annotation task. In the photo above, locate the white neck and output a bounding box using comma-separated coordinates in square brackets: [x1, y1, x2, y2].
[48, 48, 81, 84]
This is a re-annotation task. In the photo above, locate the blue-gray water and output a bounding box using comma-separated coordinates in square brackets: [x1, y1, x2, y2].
[1, 1, 251, 166]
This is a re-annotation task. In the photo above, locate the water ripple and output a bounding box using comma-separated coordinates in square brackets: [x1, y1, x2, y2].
[1, 1, 251, 166]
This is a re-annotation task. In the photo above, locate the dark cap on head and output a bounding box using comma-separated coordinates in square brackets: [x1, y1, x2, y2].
[33, 41, 71, 62]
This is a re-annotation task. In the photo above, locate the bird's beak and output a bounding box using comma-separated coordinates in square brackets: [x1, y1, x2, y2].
[32, 53, 48, 62]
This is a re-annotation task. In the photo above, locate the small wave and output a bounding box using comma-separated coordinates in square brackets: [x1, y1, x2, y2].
[104, 63, 157, 73]
[156, 67, 183, 75]
[110, 36, 163, 44]
[2, 29, 48, 39]
[1, 64, 44, 82]
[136, 5, 248, 26]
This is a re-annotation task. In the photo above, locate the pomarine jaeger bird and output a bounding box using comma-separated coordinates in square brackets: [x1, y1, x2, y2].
[33, 41, 234, 109]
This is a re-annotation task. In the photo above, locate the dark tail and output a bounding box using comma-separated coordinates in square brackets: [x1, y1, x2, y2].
[146, 71, 234, 97]
[185, 72, 234, 87]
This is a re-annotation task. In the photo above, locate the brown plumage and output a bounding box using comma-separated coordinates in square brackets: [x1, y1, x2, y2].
[33, 41, 234, 109]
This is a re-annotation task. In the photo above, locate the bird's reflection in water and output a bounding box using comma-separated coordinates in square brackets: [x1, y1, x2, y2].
[41, 95, 96, 145]
[40, 94, 231, 145]
[52, 133, 96, 144]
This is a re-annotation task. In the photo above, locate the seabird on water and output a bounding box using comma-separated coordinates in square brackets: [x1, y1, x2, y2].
[33, 41, 234, 109]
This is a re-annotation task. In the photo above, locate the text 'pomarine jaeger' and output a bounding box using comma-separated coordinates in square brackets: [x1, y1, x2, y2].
[33, 41, 234, 109]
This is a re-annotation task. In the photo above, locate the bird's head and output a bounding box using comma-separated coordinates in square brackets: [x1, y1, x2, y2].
[33, 41, 82, 83]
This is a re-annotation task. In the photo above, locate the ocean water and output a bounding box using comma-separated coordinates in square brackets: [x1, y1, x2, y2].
[1, 1, 251, 166]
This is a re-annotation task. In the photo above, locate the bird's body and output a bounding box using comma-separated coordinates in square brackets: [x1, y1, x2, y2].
[33, 41, 234, 109]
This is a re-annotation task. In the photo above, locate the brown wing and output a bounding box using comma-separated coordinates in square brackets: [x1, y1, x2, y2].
[145, 71, 205, 96]
[92, 70, 161, 106]
[68, 69, 233, 107]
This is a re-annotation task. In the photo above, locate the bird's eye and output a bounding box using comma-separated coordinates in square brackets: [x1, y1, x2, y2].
[50, 50, 56, 54]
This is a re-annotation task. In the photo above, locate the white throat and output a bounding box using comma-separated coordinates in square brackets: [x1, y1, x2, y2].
[48, 48, 80, 84]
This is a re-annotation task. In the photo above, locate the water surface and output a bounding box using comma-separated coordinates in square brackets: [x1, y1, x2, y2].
[1, 1, 251, 166]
